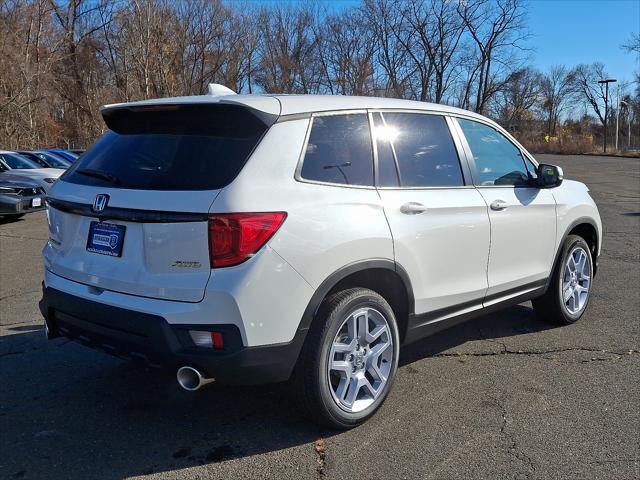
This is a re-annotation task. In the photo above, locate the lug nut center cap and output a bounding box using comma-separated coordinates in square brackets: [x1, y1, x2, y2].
[353, 351, 365, 369]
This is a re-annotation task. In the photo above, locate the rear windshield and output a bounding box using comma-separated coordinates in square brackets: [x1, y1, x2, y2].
[62, 104, 272, 190]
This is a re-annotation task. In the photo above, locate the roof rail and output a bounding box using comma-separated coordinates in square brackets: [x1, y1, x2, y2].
[207, 84, 237, 96]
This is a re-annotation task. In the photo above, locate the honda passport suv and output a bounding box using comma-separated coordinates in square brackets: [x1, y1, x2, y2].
[40, 86, 601, 429]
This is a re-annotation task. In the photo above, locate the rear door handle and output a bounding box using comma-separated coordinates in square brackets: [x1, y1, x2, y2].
[490, 199, 508, 211]
[400, 202, 427, 215]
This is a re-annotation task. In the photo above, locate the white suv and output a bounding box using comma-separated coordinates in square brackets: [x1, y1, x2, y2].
[40, 88, 602, 429]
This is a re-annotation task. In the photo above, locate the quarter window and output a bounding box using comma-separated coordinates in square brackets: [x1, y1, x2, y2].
[457, 119, 530, 186]
[301, 114, 373, 186]
[374, 113, 464, 188]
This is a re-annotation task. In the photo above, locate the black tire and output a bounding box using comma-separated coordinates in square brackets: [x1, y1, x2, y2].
[533, 235, 593, 325]
[292, 288, 400, 430]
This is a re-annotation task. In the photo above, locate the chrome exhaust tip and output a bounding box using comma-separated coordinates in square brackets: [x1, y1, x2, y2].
[176, 366, 214, 392]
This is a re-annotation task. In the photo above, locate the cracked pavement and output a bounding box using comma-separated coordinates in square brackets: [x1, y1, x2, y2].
[0, 154, 638, 479]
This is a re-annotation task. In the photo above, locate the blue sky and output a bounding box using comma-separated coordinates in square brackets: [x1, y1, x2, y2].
[526, 0, 639, 85]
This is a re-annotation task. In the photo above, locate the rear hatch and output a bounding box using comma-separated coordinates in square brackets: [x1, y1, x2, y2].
[44, 102, 277, 302]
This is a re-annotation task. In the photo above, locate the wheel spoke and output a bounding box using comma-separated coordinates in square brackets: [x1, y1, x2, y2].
[368, 359, 388, 383]
[369, 340, 390, 360]
[357, 311, 368, 342]
[360, 376, 378, 398]
[343, 376, 363, 408]
[563, 284, 573, 302]
[365, 324, 386, 343]
[347, 314, 358, 340]
[331, 359, 351, 376]
[573, 289, 580, 309]
[335, 376, 351, 402]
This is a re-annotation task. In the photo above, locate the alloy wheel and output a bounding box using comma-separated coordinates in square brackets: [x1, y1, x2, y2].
[327, 307, 394, 413]
[562, 246, 591, 315]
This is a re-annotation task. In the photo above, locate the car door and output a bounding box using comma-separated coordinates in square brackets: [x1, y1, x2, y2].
[453, 117, 556, 300]
[373, 111, 491, 317]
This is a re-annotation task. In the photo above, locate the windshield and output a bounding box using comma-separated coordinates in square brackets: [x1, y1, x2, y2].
[62, 104, 272, 191]
[1, 153, 40, 169]
[37, 152, 71, 168]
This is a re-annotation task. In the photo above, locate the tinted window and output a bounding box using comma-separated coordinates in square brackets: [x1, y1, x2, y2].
[377, 113, 463, 187]
[38, 152, 71, 168]
[301, 114, 373, 186]
[372, 113, 400, 187]
[62, 104, 271, 190]
[458, 119, 530, 186]
[1, 153, 40, 169]
[17, 152, 47, 167]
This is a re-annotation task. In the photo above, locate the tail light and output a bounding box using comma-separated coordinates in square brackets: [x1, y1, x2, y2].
[208, 212, 287, 268]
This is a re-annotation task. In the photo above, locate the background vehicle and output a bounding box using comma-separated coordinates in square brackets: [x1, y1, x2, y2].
[0, 151, 64, 192]
[17, 150, 72, 169]
[40, 91, 602, 429]
[46, 148, 78, 162]
[68, 149, 85, 156]
[0, 173, 45, 218]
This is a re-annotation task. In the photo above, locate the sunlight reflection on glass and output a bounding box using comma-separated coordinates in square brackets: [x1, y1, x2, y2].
[374, 125, 400, 143]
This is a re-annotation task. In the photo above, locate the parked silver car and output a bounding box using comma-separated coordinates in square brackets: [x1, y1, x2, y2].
[0, 151, 64, 192]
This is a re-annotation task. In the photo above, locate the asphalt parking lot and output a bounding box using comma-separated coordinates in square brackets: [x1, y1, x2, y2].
[1, 154, 638, 480]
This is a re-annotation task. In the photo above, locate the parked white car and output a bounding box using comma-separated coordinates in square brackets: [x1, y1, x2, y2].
[0, 151, 64, 192]
[40, 87, 602, 429]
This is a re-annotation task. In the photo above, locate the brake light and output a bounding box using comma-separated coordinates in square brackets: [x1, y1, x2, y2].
[208, 212, 287, 268]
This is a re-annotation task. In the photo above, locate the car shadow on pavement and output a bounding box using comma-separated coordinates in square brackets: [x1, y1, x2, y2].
[1, 304, 553, 479]
[0, 215, 25, 225]
[399, 304, 554, 366]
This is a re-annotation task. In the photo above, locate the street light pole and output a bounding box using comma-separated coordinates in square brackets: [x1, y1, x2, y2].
[615, 84, 620, 151]
[598, 79, 617, 153]
[621, 100, 631, 150]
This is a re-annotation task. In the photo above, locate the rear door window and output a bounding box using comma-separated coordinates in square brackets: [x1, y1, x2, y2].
[300, 114, 373, 186]
[375, 113, 464, 188]
[62, 104, 272, 191]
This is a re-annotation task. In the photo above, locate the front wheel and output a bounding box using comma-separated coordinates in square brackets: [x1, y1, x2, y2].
[293, 288, 400, 429]
[533, 235, 594, 324]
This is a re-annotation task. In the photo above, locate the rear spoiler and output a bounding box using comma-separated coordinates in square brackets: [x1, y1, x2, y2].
[100, 102, 279, 135]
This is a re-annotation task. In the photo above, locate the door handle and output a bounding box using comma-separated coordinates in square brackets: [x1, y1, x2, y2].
[400, 202, 427, 215]
[490, 199, 508, 211]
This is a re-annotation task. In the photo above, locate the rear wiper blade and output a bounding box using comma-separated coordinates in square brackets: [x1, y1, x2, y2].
[76, 168, 120, 184]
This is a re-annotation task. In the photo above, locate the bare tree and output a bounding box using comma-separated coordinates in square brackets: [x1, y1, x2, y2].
[539, 65, 576, 136]
[395, 0, 466, 102]
[316, 8, 375, 95]
[456, 0, 528, 114]
[573, 63, 610, 127]
[362, 0, 411, 97]
[492, 66, 541, 132]
[254, 4, 320, 94]
[621, 33, 640, 55]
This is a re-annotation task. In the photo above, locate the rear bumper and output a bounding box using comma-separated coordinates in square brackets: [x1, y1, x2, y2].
[39, 285, 305, 385]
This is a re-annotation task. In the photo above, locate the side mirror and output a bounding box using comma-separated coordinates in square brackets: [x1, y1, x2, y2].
[536, 163, 563, 188]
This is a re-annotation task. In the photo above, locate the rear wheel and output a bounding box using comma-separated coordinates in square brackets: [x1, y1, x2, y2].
[293, 288, 400, 429]
[533, 235, 593, 325]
